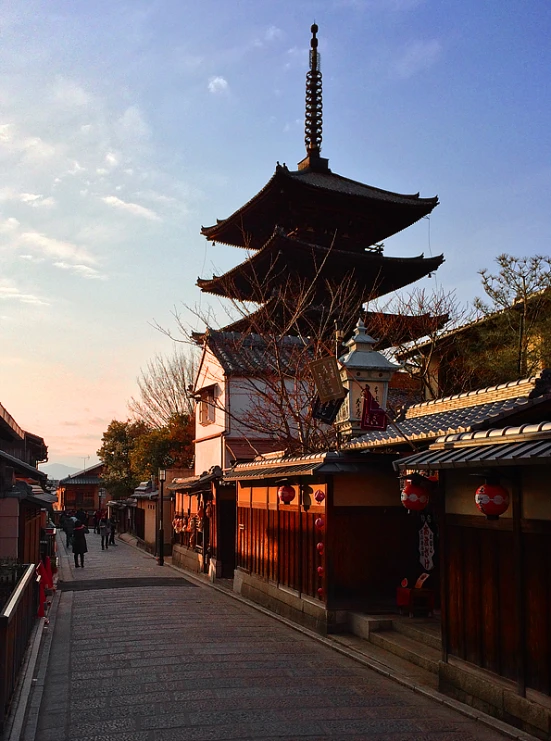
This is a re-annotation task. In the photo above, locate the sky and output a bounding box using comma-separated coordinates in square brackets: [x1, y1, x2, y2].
[1, 0, 549, 469]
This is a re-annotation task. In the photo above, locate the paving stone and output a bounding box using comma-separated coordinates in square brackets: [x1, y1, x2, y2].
[29, 532, 512, 741]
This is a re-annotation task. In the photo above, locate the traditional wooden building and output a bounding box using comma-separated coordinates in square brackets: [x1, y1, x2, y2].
[58, 463, 104, 517]
[226, 372, 551, 634]
[0, 401, 48, 563]
[395, 421, 551, 739]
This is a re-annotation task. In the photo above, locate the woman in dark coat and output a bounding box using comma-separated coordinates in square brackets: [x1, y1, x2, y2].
[72, 521, 88, 568]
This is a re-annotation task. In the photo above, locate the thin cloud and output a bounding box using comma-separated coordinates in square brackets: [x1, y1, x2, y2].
[0, 283, 49, 306]
[53, 262, 106, 280]
[208, 76, 229, 94]
[393, 39, 442, 79]
[101, 195, 161, 221]
[19, 231, 96, 264]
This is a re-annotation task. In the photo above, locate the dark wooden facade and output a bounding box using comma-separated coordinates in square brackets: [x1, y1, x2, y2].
[398, 427, 551, 737]
[228, 458, 423, 631]
[440, 470, 551, 697]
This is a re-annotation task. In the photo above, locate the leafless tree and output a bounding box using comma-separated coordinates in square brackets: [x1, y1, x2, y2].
[153, 234, 450, 453]
[128, 346, 198, 428]
[367, 286, 469, 399]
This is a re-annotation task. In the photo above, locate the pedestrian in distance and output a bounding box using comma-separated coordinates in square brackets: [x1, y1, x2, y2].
[64, 514, 75, 549]
[93, 509, 101, 534]
[108, 515, 117, 546]
[99, 515, 111, 550]
[72, 520, 88, 568]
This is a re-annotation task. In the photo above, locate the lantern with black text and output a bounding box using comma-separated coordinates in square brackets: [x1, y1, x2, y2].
[278, 484, 296, 505]
[475, 482, 509, 520]
[401, 481, 429, 512]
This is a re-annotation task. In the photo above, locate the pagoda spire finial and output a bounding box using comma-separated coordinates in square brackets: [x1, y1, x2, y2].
[298, 24, 329, 172]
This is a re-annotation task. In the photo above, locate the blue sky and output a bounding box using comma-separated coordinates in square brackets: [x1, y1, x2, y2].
[0, 0, 549, 467]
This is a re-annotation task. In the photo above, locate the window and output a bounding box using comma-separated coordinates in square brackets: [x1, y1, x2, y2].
[199, 386, 216, 425]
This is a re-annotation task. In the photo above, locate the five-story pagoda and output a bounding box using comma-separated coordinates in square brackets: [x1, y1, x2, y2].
[197, 24, 444, 344]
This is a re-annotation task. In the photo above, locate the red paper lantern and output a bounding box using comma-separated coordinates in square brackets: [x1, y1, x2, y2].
[315, 517, 324, 530]
[401, 482, 429, 512]
[317, 566, 324, 576]
[314, 489, 325, 503]
[278, 484, 296, 504]
[475, 483, 509, 519]
[316, 542, 324, 555]
[317, 587, 324, 598]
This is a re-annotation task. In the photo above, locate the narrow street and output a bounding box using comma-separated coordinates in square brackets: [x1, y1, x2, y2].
[25, 531, 517, 741]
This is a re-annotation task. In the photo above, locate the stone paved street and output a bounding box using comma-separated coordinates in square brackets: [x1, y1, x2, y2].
[28, 530, 516, 741]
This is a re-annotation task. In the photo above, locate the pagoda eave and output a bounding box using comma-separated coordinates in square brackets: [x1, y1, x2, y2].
[201, 165, 438, 251]
[197, 232, 444, 302]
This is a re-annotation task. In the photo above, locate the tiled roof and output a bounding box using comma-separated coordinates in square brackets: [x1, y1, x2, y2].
[346, 376, 547, 450]
[394, 422, 551, 471]
[288, 168, 438, 207]
[205, 331, 309, 376]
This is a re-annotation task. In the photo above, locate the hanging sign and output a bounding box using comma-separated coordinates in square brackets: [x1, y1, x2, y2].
[360, 389, 387, 431]
[312, 392, 348, 424]
[418, 520, 435, 571]
[309, 356, 346, 403]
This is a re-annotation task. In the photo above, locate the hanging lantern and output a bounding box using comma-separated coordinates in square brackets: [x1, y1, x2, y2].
[316, 542, 324, 555]
[317, 587, 324, 598]
[317, 566, 324, 576]
[314, 489, 325, 503]
[278, 484, 296, 504]
[315, 517, 324, 530]
[401, 481, 429, 512]
[475, 483, 509, 520]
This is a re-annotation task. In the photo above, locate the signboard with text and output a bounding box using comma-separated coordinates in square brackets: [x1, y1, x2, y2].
[309, 356, 346, 403]
[360, 389, 388, 431]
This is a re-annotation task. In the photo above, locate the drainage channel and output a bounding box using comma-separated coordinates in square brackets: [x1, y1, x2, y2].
[58, 577, 198, 592]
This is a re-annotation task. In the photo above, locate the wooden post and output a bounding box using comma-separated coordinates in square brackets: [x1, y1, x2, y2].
[512, 468, 526, 697]
[438, 469, 449, 663]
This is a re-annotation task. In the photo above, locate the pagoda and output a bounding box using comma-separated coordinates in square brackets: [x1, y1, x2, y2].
[197, 24, 444, 343]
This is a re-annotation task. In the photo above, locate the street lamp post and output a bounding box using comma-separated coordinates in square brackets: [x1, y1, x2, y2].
[158, 469, 166, 566]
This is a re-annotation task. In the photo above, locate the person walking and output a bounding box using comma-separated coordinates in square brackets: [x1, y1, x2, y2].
[108, 515, 117, 546]
[99, 515, 111, 550]
[64, 514, 75, 549]
[72, 520, 88, 568]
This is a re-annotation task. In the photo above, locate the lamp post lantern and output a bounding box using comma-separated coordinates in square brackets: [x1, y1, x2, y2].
[158, 469, 166, 566]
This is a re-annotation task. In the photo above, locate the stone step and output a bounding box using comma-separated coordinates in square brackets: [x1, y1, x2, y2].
[330, 633, 439, 690]
[391, 617, 442, 651]
[369, 630, 441, 674]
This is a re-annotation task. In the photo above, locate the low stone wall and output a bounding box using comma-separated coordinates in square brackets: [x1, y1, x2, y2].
[172, 544, 203, 574]
[233, 569, 347, 635]
[439, 659, 551, 741]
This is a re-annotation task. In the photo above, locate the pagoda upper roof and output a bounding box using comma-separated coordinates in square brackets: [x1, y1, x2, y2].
[201, 164, 438, 251]
[197, 230, 443, 303]
[196, 300, 449, 348]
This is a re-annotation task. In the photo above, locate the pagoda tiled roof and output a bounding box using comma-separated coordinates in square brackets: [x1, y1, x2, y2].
[216, 299, 449, 347]
[197, 230, 443, 303]
[201, 164, 438, 251]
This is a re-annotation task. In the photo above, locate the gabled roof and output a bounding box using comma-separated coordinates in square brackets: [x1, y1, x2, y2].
[200, 330, 310, 377]
[60, 462, 104, 485]
[346, 375, 551, 450]
[197, 230, 444, 303]
[201, 165, 438, 251]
